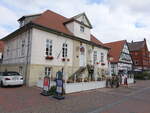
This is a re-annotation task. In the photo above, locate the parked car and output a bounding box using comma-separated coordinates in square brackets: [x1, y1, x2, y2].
[0, 71, 24, 87]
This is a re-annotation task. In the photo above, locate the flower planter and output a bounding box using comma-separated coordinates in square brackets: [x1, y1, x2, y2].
[62, 58, 65, 61]
[62, 58, 70, 62]
[45, 56, 54, 60]
[101, 63, 105, 66]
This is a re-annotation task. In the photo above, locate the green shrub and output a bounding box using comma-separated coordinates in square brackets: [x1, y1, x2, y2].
[48, 86, 65, 96]
[134, 71, 150, 80]
[49, 86, 57, 95]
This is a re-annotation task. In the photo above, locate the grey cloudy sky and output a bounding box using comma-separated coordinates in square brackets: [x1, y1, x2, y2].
[0, 0, 150, 48]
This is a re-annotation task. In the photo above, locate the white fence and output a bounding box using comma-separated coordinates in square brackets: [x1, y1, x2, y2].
[36, 78, 134, 94]
[127, 78, 134, 84]
[65, 81, 106, 93]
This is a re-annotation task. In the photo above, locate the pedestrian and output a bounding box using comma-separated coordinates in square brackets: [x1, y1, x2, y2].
[122, 74, 124, 85]
[106, 77, 109, 88]
[124, 73, 128, 88]
[118, 73, 122, 86]
[115, 75, 119, 88]
[111, 76, 114, 88]
[110, 77, 112, 88]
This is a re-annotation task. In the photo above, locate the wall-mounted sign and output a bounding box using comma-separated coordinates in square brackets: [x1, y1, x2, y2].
[80, 46, 85, 52]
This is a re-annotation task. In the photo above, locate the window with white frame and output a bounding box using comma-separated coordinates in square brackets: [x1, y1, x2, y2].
[80, 26, 84, 32]
[21, 39, 25, 56]
[45, 67, 51, 76]
[101, 52, 104, 62]
[46, 39, 52, 56]
[62, 43, 68, 58]
[93, 51, 97, 64]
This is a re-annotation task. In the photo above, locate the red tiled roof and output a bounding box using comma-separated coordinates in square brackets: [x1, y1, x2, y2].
[104, 40, 126, 63]
[31, 10, 105, 48]
[32, 10, 73, 35]
[90, 34, 106, 47]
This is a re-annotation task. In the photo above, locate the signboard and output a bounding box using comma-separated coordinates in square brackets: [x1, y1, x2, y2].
[56, 79, 63, 94]
[56, 71, 63, 95]
[41, 76, 50, 96]
[43, 76, 50, 91]
[53, 71, 65, 100]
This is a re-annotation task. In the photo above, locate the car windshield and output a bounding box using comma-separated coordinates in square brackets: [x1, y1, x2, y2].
[3, 72, 21, 76]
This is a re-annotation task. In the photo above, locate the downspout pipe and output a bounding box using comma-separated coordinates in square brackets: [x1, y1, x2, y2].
[24, 28, 31, 86]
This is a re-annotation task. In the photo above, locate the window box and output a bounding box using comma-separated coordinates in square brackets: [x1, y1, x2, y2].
[101, 63, 105, 66]
[62, 58, 70, 62]
[62, 58, 66, 61]
[45, 56, 54, 60]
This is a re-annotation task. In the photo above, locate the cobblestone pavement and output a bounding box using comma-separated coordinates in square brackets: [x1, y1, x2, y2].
[0, 80, 150, 113]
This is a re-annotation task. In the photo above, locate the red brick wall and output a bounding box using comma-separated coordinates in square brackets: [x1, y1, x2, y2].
[130, 43, 150, 70]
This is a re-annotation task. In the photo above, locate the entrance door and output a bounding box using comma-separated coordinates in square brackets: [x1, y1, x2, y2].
[80, 53, 85, 66]
[79, 46, 85, 67]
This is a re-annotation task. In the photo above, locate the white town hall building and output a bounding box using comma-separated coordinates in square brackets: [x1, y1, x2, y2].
[1, 10, 109, 87]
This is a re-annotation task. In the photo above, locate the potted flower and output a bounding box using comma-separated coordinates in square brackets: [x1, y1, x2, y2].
[76, 78, 82, 82]
[67, 76, 74, 83]
[97, 77, 102, 81]
[84, 77, 89, 82]
[45, 56, 54, 60]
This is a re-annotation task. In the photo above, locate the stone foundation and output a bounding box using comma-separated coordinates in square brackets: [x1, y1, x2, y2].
[0, 64, 108, 87]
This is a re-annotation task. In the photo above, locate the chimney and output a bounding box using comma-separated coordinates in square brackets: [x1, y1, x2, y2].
[131, 40, 133, 43]
[144, 38, 146, 42]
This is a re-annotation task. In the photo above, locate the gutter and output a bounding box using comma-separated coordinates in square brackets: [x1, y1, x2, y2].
[1, 22, 109, 50]
[24, 28, 31, 86]
[31, 23, 109, 50]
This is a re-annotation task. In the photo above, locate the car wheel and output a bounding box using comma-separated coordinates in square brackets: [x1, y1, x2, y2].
[0, 81, 3, 87]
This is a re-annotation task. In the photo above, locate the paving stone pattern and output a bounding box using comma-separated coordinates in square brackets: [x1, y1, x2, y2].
[0, 80, 150, 113]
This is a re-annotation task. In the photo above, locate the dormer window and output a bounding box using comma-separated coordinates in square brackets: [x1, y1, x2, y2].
[20, 20, 25, 27]
[80, 26, 84, 32]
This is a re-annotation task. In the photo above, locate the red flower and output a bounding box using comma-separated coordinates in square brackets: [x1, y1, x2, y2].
[62, 58, 66, 61]
[96, 62, 99, 65]
[101, 63, 105, 65]
[45, 56, 54, 60]
[62, 58, 70, 62]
